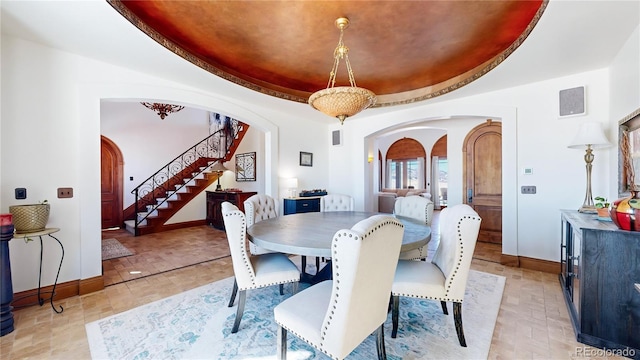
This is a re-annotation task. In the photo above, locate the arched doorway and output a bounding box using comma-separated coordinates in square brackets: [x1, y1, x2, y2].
[101, 136, 124, 229]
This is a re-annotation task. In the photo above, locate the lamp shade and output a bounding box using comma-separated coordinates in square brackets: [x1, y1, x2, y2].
[211, 161, 229, 172]
[285, 178, 298, 188]
[568, 122, 611, 149]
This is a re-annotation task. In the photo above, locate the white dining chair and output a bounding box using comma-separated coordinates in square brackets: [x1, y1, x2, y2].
[244, 194, 279, 255]
[319, 193, 355, 212]
[393, 195, 434, 260]
[221, 201, 300, 334]
[391, 204, 481, 346]
[311, 194, 355, 272]
[274, 214, 404, 360]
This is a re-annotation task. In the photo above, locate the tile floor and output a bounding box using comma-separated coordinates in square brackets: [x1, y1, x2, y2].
[0, 213, 627, 359]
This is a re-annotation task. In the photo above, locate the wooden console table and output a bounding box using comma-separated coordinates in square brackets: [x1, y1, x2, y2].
[559, 210, 639, 354]
[206, 191, 256, 230]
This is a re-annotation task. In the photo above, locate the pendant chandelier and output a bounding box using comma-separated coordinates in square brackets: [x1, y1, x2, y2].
[308, 17, 376, 125]
[140, 102, 185, 120]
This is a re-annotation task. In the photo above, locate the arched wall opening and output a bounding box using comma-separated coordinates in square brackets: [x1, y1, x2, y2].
[79, 83, 279, 282]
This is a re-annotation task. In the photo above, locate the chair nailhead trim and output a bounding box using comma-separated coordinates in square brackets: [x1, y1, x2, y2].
[392, 214, 480, 304]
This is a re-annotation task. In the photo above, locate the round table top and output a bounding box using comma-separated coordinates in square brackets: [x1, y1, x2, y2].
[247, 211, 431, 258]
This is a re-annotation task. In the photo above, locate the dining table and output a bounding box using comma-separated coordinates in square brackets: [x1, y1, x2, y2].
[246, 211, 432, 283]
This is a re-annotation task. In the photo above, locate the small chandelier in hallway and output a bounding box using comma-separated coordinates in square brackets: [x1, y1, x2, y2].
[141, 102, 185, 119]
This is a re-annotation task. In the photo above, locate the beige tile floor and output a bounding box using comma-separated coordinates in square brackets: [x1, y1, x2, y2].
[0, 214, 627, 359]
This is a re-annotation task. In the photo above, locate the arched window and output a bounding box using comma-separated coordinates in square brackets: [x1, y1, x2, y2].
[385, 138, 426, 189]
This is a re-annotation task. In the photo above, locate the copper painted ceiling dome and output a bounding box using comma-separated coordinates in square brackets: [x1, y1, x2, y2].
[109, 1, 546, 107]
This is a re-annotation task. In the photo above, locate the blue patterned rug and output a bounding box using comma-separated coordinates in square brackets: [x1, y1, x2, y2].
[86, 266, 504, 359]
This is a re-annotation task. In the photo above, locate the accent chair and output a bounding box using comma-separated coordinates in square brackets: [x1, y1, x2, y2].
[243, 194, 279, 255]
[274, 214, 404, 360]
[391, 204, 481, 346]
[221, 201, 300, 334]
[393, 195, 434, 260]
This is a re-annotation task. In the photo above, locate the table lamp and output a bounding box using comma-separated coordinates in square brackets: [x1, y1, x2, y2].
[286, 178, 298, 198]
[567, 122, 611, 213]
[211, 161, 229, 191]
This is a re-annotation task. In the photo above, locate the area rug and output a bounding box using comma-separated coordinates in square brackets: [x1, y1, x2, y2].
[86, 268, 505, 359]
[101, 238, 134, 261]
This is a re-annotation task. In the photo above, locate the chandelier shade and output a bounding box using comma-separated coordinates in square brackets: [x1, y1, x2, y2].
[309, 86, 376, 124]
[308, 17, 376, 125]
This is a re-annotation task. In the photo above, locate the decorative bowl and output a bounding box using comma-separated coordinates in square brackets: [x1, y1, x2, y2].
[609, 193, 640, 231]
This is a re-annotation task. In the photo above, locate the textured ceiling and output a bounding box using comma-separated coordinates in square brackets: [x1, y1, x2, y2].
[109, 0, 546, 107]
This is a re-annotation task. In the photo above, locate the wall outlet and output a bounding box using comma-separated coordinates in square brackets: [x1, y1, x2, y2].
[521, 185, 536, 194]
[58, 187, 73, 198]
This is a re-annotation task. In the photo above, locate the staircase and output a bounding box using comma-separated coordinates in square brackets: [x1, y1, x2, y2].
[123, 118, 248, 236]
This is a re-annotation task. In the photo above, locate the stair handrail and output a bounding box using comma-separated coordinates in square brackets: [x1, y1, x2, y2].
[131, 118, 242, 231]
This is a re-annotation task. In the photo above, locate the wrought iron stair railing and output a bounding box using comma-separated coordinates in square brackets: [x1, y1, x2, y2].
[130, 118, 243, 233]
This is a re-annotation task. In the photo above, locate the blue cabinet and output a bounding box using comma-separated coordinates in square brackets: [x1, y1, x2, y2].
[283, 197, 321, 215]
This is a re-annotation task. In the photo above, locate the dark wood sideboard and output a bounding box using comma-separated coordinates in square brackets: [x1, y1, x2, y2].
[206, 191, 256, 230]
[559, 210, 640, 357]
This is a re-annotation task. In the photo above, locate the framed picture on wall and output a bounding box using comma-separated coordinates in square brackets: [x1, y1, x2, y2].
[236, 152, 256, 181]
[300, 152, 313, 167]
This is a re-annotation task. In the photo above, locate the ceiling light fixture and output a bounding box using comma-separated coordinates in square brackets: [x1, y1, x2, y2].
[140, 102, 185, 120]
[308, 17, 376, 125]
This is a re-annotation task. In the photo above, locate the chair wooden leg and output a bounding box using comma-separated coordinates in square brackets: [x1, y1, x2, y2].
[376, 324, 387, 360]
[315, 257, 320, 273]
[391, 295, 400, 338]
[279, 283, 284, 295]
[228, 278, 238, 307]
[231, 290, 246, 333]
[277, 325, 287, 360]
[292, 281, 298, 294]
[301, 256, 307, 273]
[440, 301, 448, 315]
[453, 301, 467, 347]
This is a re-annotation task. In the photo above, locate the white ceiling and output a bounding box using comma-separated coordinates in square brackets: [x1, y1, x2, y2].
[1, 1, 639, 124]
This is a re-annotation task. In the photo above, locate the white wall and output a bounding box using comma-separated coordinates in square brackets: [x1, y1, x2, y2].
[1, 35, 328, 292]
[1, 22, 638, 293]
[101, 102, 210, 206]
[335, 68, 612, 262]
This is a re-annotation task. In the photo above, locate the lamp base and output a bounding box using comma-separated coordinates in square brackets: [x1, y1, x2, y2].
[578, 205, 597, 214]
[215, 184, 223, 192]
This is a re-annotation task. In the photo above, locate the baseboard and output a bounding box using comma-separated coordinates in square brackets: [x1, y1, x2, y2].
[12, 279, 79, 309]
[79, 275, 104, 295]
[500, 254, 558, 274]
[158, 219, 207, 232]
[500, 253, 520, 267]
[518, 255, 559, 274]
[12, 275, 105, 310]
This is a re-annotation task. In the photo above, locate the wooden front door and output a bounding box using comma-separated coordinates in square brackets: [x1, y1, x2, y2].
[101, 136, 124, 229]
[463, 120, 502, 244]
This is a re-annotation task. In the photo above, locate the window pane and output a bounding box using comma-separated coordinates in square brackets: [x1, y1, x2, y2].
[389, 162, 397, 189]
[407, 160, 418, 188]
[438, 158, 448, 206]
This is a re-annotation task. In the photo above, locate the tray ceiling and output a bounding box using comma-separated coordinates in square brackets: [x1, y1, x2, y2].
[109, 1, 546, 107]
